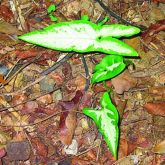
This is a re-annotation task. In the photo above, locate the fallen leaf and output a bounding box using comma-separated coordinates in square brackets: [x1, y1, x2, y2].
[15, 49, 58, 64]
[111, 69, 137, 94]
[79, 91, 92, 110]
[153, 140, 165, 154]
[141, 19, 165, 39]
[92, 80, 112, 93]
[74, 74, 86, 90]
[31, 137, 48, 157]
[0, 5, 13, 22]
[153, 0, 165, 4]
[15, 73, 24, 88]
[144, 102, 165, 116]
[62, 62, 73, 80]
[22, 101, 38, 114]
[0, 75, 6, 84]
[0, 148, 6, 158]
[0, 20, 21, 35]
[36, 94, 52, 105]
[12, 93, 28, 111]
[59, 90, 83, 145]
[118, 138, 137, 159]
[6, 141, 31, 161]
[0, 131, 11, 145]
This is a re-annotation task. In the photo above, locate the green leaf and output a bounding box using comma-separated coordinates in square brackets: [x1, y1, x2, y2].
[83, 92, 119, 159]
[47, 4, 57, 22]
[92, 55, 126, 84]
[18, 19, 140, 56]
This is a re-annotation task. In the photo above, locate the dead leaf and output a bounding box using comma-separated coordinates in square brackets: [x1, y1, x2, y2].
[0, 131, 11, 145]
[0, 20, 21, 35]
[111, 70, 137, 94]
[92, 80, 112, 93]
[0, 75, 6, 84]
[0, 148, 6, 158]
[74, 74, 86, 90]
[6, 141, 31, 161]
[148, 86, 165, 95]
[31, 137, 48, 157]
[12, 93, 27, 111]
[36, 94, 52, 105]
[118, 138, 137, 159]
[79, 91, 92, 110]
[59, 90, 83, 145]
[22, 101, 38, 114]
[153, 140, 165, 154]
[153, 0, 165, 4]
[124, 37, 140, 51]
[141, 19, 165, 39]
[144, 102, 165, 116]
[0, 5, 13, 22]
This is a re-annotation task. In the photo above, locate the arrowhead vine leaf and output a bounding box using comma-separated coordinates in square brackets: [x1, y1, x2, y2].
[92, 55, 126, 84]
[18, 6, 140, 56]
[83, 92, 119, 159]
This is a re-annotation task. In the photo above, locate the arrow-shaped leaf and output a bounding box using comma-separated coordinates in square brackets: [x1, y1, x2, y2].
[92, 55, 126, 84]
[83, 92, 119, 159]
[18, 19, 140, 56]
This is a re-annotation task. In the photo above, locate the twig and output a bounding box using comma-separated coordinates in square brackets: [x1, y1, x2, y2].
[81, 55, 90, 91]
[0, 110, 83, 127]
[0, 53, 73, 96]
[41, 52, 74, 76]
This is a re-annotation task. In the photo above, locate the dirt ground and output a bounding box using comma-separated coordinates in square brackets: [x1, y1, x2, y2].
[0, 0, 164, 164]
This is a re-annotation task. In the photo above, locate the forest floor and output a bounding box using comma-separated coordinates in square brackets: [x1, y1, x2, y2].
[0, 0, 164, 164]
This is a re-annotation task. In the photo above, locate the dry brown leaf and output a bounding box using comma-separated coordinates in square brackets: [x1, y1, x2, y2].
[118, 138, 137, 159]
[74, 74, 86, 90]
[36, 94, 52, 105]
[31, 138, 48, 157]
[153, 140, 165, 154]
[60, 112, 77, 145]
[144, 102, 165, 116]
[0, 75, 6, 84]
[0, 20, 21, 35]
[111, 70, 137, 94]
[59, 91, 83, 145]
[12, 93, 27, 111]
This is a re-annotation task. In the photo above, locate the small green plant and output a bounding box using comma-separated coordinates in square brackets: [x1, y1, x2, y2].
[18, 4, 140, 159]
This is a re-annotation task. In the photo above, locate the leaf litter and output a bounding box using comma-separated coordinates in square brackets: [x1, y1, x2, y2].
[0, 0, 165, 164]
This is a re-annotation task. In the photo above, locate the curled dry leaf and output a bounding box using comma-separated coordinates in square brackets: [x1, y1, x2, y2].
[111, 70, 137, 94]
[59, 90, 83, 145]
[153, 140, 165, 154]
[144, 102, 165, 117]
